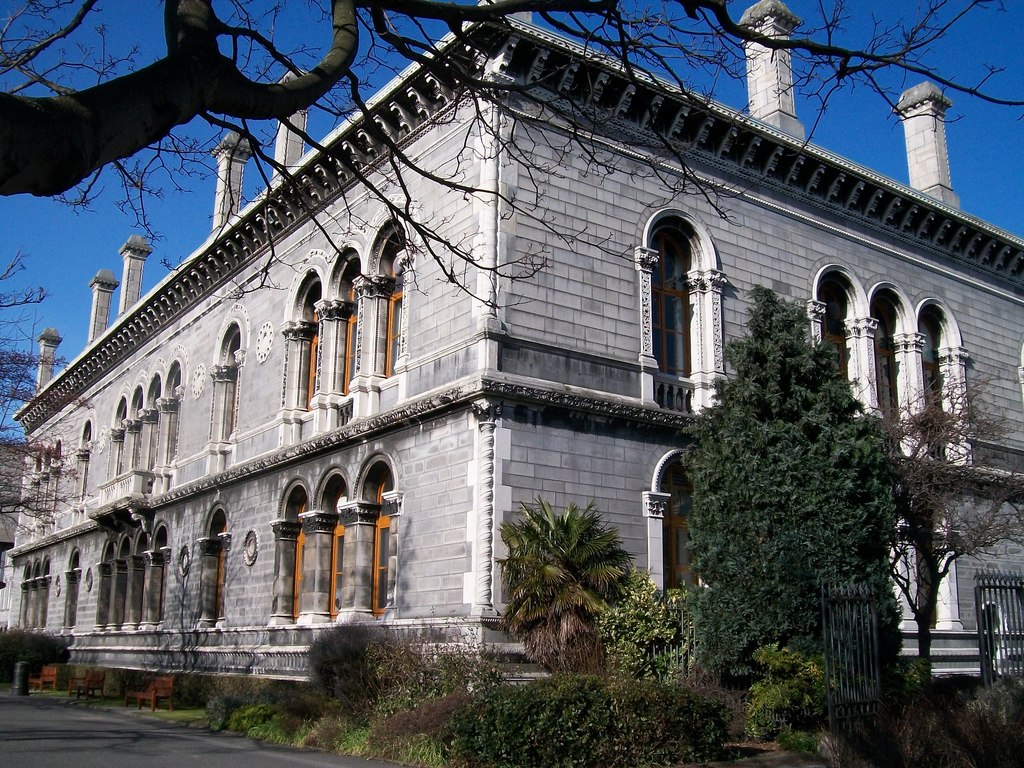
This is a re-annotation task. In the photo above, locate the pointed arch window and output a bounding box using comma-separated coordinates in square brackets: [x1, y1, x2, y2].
[64, 550, 81, 629]
[321, 475, 347, 618]
[652, 228, 692, 376]
[871, 293, 901, 415]
[215, 326, 242, 440]
[209, 510, 228, 622]
[381, 239, 405, 378]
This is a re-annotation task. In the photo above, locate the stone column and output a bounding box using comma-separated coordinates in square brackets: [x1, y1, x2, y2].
[20, 581, 31, 628]
[139, 408, 159, 471]
[64, 568, 80, 629]
[643, 491, 671, 590]
[316, 300, 345, 397]
[95, 562, 112, 629]
[125, 418, 143, 471]
[210, 364, 239, 443]
[847, 317, 879, 411]
[472, 402, 501, 615]
[75, 448, 91, 501]
[688, 270, 726, 411]
[338, 501, 377, 617]
[196, 537, 224, 628]
[269, 520, 301, 625]
[110, 559, 128, 630]
[281, 321, 316, 411]
[109, 427, 126, 478]
[298, 510, 339, 623]
[140, 549, 166, 628]
[381, 491, 403, 617]
[894, 332, 926, 414]
[806, 300, 826, 345]
[124, 554, 146, 630]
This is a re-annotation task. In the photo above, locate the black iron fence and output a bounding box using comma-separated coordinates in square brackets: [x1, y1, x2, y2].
[975, 570, 1024, 685]
[821, 583, 882, 731]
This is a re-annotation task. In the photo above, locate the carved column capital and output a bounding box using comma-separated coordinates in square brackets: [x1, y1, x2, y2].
[633, 246, 659, 272]
[300, 509, 340, 534]
[210, 363, 238, 383]
[472, 400, 502, 424]
[642, 491, 671, 519]
[271, 519, 302, 541]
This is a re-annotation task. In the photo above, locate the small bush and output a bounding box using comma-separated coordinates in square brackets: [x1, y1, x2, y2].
[449, 674, 726, 768]
[206, 695, 246, 731]
[598, 570, 685, 679]
[778, 729, 820, 754]
[302, 715, 361, 751]
[745, 644, 825, 740]
[227, 703, 277, 733]
[247, 715, 310, 745]
[0, 630, 69, 681]
[308, 624, 389, 711]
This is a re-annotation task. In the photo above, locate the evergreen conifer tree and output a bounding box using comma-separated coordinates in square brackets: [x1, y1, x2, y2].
[688, 286, 900, 675]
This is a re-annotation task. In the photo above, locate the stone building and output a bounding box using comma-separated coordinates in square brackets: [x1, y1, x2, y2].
[10, 4, 1024, 675]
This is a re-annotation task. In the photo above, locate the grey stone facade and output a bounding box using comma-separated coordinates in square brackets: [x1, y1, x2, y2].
[10, 10, 1024, 676]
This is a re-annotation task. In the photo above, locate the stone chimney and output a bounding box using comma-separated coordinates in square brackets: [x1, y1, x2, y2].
[117, 235, 152, 316]
[896, 82, 959, 207]
[36, 328, 61, 390]
[88, 268, 119, 342]
[212, 131, 252, 230]
[273, 74, 308, 174]
[740, 0, 805, 140]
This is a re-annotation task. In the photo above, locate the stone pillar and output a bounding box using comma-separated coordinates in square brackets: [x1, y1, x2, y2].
[117, 235, 152, 315]
[894, 332, 926, 414]
[36, 327, 61, 390]
[75, 448, 91, 500]
[141, 549, 166, 628]
[740, 0, 805, 139]
[109, 427, 126, 478]
[688, 270, 727, 411]
[847, 317, 879, 411]
[269, 520, 302, 625]
[196, 537, 224, 628]
[634, 246, 659, 405]
[20, 581, 31, 628]
[338, 502, 377, 618]
[139, 408, 159, 471]
[125, 418, 143, 471]
[896, 82, 958, 207]
[211, 131, 252, 230]
[39, 576, 51, 628]
[935, 559, 963, 630]
[64, 568, 81, 629]
[472, 402, 501, 615]
[95, 562, 112, 629]
[806, 300, 826, 345]
[124, 555, 146, 630]
[282, 321, 316, 410]
[88, 269, 119, 342]
[381, 491, 402, 617]
[210, 364, 239, 444]
[643, 491, 671, 590]
[110, 559, 128, 629]
[298, 510, 339, 623]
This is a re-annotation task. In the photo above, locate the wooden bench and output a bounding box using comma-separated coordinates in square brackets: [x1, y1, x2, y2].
[28, 665, 58, 692]
[68, 669, 106, 699]
[124, 676, 174, 711]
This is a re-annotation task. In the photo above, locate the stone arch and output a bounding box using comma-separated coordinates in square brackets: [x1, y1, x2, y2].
[640, 208, 720, 273]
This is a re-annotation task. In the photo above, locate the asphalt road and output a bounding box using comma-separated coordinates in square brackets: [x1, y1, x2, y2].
[0, 693, 399, 768]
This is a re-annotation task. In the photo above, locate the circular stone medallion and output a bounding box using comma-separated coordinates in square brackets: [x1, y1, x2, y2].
[242, 529, 259, 566]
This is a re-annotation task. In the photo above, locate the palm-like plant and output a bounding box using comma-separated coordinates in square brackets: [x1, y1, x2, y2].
[499, 498, 631, 673]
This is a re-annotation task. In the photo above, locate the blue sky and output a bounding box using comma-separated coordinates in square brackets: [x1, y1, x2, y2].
[2, 1, 1022, 369]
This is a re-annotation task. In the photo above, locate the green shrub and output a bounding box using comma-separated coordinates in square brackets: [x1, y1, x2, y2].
[308, 624, 389, 711]
[206, 695, 246, 731]
[449, 674, 726, 768]
[598, 570, 688, 679]
[745, 644, 826, 740]
[247, 715, 309, 745]
[778, 729, 820, 754]
[0, 630, 69, 681]
[227, 703, 277, 733]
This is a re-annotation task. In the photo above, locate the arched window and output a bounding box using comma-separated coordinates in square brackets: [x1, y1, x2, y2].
[871, 292, 901, 415]
[652, 228, 692, 376]
[381, 238, 405, 378]
[339, 258, 361, 395]
[77, 422, 92, 500]
[152, 524, 168, 623]
[208, 509, 228, 621]
[285, 486, 308, 621]
[660, 462, 694, 589]
[217, 326, 242, 440]
[296, 278, 322, 409]
[163, 362, 183, 465]
[818, 276, 851, 378]
[113, 398, 128, 476]
[129, 387, 145, 469]
[920, 308, 944, 404]
[65, 550, 81, 629]
[366, 464, 395, 615]
[321, 475, 348, 618]
[144, 376, 162, 470]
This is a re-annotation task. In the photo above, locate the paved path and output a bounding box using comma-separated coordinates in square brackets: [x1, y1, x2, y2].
[0, 693, 398, 768]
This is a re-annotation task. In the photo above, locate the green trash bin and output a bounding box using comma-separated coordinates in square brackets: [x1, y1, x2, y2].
[12, 661, 29, 696]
